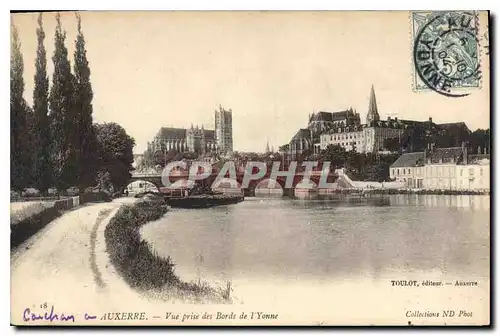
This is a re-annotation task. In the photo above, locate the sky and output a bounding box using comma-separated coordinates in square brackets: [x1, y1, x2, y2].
[11, 11, 490, 154]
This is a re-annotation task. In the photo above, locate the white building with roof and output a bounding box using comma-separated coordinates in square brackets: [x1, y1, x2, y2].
[390, 143, 490, 191]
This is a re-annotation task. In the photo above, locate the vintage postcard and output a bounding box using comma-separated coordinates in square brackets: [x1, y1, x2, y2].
[10, 11, 490, 326]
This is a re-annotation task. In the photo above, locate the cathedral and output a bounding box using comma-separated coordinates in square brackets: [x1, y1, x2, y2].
[149, 105, 233, 158]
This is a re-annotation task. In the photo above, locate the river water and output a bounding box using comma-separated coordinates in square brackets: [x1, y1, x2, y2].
[141, 195, 490, 314]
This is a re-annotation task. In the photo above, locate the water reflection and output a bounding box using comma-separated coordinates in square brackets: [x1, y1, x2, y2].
[141, 195, 490, 285]
[293, 193, 490, 211]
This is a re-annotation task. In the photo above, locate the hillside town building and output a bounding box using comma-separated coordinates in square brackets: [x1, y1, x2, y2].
[280, 85, 472, 160]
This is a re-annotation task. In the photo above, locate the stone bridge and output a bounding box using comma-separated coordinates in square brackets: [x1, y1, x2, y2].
[129, 165, 339, 197]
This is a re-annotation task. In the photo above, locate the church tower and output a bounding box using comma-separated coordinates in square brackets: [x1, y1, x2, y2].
[215, 105, 233, 156]
[366, 85, 380, 124]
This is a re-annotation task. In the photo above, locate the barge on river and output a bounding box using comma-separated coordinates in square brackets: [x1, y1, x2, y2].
[165, 194, 244, 209]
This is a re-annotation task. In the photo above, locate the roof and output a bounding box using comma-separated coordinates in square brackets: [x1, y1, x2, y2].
[468, 154, 490, 164]
[390, 152, 425, 168]
[428, 147, 464, 164]
[278, 144, 289, 152]
[311, 110, 352, 123]
[291, 128, 311, 141]
[312, 112, 334, 122]
[204, 130, 215, 138]
[157, 127, 186, 139]
[437, 122, 470, 132]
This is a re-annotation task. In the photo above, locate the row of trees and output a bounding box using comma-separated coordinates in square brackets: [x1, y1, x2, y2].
[11, 13, 135, 195]
[383, 124, 490, 154]
[140, 147, 198, 169]
[317, 144, 399, 182]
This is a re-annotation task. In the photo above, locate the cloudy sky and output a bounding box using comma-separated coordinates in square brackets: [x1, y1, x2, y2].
[12, 11, 490, 153]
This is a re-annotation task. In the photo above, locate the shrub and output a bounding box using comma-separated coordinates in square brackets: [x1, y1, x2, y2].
[104, 199, 226, 301]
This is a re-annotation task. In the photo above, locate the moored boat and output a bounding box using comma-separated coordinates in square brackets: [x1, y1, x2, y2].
[166, 194, 244, 209]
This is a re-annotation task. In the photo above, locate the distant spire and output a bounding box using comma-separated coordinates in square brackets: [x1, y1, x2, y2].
[366, 84, 380, 124]
[265, 140, 270, 153]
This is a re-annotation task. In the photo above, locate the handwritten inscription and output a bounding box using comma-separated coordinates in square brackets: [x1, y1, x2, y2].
[22, 302, 98, 323]
[23, 305, 75, 323]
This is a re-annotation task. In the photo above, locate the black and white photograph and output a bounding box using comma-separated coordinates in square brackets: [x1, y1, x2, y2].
[10, 10, 490, 326]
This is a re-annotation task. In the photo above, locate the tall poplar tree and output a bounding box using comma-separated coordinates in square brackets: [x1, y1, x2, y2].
[73, 12, 98, 191]
[49, 13, 78, 191]
[32, 13, 52, 194]
[10, 23, 31, 191]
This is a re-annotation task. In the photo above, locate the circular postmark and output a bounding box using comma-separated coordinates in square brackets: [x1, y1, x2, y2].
[413, 11, 481, 97]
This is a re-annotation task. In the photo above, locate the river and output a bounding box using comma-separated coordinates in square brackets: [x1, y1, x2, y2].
[141, 194, 490, 314]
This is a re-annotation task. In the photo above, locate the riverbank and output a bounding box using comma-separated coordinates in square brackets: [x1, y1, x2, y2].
[10, 193, 112, 249]
[363, 189, 489, 195]
[104, 197, 231, 303]
[312, 188, 489, 196]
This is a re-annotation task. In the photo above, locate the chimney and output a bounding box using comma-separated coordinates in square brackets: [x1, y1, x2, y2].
[395, 117, 398, 121]
[429, 117, 433, 123]
[462, 141, 468, 165]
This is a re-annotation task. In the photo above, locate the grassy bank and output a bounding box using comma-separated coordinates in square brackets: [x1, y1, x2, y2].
[104, 197, 230, 303]
[10, 193, 112, 250]
[10, 203, 62, 249]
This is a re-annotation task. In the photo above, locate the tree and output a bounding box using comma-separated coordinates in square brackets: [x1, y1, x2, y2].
[94, 123, 135, 192]
[49, 13, 78, 191]
[469, 129, 490, 154]
[11, 23, 31, 191]
[73, 13, 98, 191]
[318, 144, 348, 169]
[32, 13, 52, 194]
[383, 137, 401, 153]
[401, 124, 427, 152]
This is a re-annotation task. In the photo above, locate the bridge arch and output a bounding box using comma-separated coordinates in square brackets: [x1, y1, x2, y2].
[211, 178, 243, 196]
[295, 178, 318, 190]
[126, 179, 160, 193]
[253, 178, 285, 196]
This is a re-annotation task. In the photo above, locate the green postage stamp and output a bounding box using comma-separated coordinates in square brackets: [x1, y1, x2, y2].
[411, 11, 481, 97]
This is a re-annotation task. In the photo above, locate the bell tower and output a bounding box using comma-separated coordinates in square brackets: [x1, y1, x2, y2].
[366, 85, 380, 124]
[215, 105, 233, 156]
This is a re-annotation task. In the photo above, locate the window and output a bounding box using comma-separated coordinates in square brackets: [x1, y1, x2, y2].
[397, 169, 400, 175]
[480, 168, 484, 176]
[460, 169, 463, 177]
[469, 168, 474, 175]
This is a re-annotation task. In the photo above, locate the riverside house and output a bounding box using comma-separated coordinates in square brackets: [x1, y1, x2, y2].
[390, 143, 490, 192]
